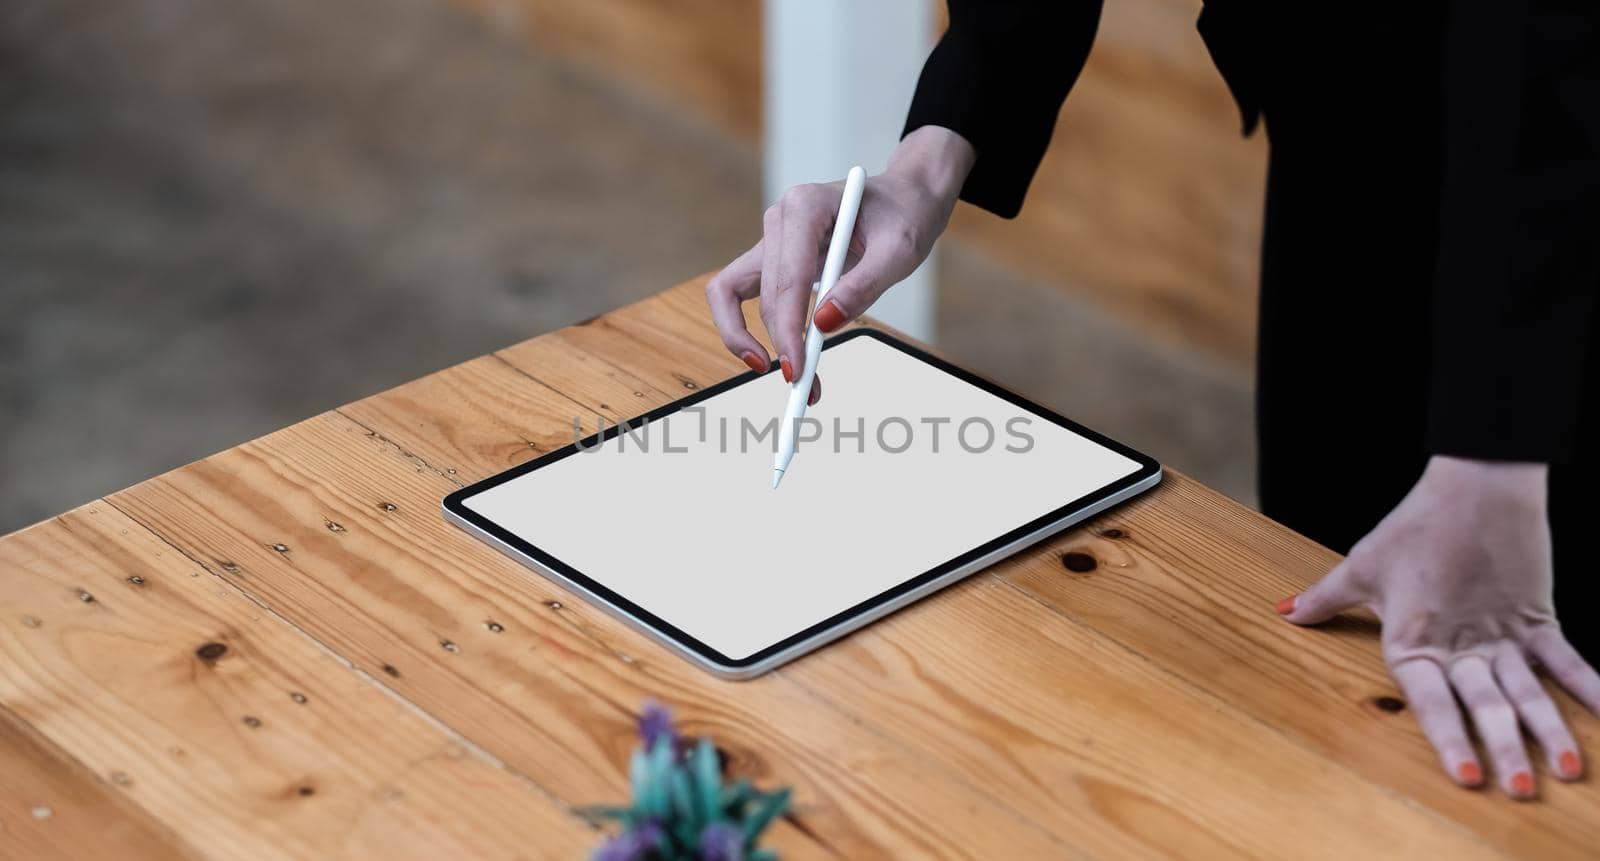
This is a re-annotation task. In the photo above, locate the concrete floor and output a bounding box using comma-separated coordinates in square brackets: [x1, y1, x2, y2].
[0, 0, 1253, 534]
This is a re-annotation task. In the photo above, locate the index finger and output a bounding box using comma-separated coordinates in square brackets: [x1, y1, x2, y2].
[759, 185, 832, 380]
[705, 241, 769, 371]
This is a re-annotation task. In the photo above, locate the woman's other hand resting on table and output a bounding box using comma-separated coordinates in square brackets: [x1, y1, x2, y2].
[1280, 455, 1600, 799]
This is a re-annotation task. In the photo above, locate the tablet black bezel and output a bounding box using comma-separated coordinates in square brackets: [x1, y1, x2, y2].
[443, 327, 1161, 672]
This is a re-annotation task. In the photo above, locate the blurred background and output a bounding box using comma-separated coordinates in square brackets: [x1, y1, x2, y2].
[1, 0, 1266, 534]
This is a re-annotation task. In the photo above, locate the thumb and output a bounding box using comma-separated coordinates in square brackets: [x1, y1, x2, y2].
[811, 245, 909, 334]
[1278, 559, 1365, 626]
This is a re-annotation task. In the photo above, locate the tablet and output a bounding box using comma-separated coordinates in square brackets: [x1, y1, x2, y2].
[443, 328, 1160, 679]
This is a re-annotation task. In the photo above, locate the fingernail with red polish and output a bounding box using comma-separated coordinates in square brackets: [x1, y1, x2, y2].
[780, 357, 794, 383]
[1559, 751, 1582, 780]
[813, 299, 846, 333]
[1457, 762, 1483, 786]
[741, 352, 767, 373]
[1274, 595, 1297, 615]
[807, 378, 821, 407]
[1511, 771, 1535, 798]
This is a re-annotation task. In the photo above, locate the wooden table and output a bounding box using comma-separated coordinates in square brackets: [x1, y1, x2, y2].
[2, 277, 1595, 860]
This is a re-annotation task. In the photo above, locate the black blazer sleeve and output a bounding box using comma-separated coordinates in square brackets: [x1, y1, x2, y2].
[902, 0, 1104, 218]
[1427, 0, 1600, 462]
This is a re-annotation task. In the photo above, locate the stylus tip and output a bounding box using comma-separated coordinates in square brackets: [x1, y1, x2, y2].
[771, 469, 784, 489]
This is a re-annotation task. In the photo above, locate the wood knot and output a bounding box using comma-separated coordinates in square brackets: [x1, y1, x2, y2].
[271, 543, 289, 554]
[382, 664, 401, 678]
[546, 600, 563, 610]
[1060, 552, 1097, 573]
[378, 502, 397, 512]
[242, 716, 262, 728]
[196, 642, 228, 663]
[1373, 696, 1406, 714]
[218, 561, 240, 573]
[485, 621, 504, 634]
[446, 468, 458, 475]
[77, 589, 96, 603]
[127, 575, 146, 587]
[1101, 528, 1125, 539]
[290, 692, 308, 705]
[440, 640, 460, 654]
[324, 521, 345, 533]
[297, 785, 315, 797]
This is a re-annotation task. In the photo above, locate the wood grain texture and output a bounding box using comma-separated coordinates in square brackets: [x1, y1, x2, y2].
[0, 702, 193, 860]
[110, 412, 1072, 859]
[7, 274, 1597, 858]
[376, 310, 1512, 858]
[108, 361, 1494, 858]
[497, 277, 1600, 857]
[0, 507, 596, 859]
[652, 276, 1600, 857]
[105, 277, 1548, 857]
[447, 0, 1266, 364]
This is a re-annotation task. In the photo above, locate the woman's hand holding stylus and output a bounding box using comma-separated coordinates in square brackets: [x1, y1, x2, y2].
[705, 126, 975, 404]
[1281, 455, 1600, 799]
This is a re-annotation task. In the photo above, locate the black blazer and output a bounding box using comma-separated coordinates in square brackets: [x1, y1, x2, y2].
[904, 0, 1600, 463]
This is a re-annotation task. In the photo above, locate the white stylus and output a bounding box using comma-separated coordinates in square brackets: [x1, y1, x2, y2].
[772, 165, 867, 489]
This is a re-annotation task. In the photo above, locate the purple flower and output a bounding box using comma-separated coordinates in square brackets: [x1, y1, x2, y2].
[638, 701, 676, 751]
[593, 821, 664, 861]
[698, 822, 744, 861]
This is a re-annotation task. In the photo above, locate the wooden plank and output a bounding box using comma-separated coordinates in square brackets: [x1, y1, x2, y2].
[435, 344, 1510, 857]
[338, 355, 604, 475]
[577, 279, 1600, 858]
[110, 401, 1503, 860]
[0, 703, 193, 860]
[487, 295, 1530, 854]
[0, 507, 596, 859]
[106, 295, 1512, 855]
[111, 411, 1073, 859]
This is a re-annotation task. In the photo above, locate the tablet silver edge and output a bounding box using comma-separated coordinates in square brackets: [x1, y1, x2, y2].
[441, 466, 1161, 681]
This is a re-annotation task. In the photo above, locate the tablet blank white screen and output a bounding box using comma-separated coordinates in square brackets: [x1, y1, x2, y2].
[464, 335, 1140, 661]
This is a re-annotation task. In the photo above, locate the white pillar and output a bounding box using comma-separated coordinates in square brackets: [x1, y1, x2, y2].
[763, 0, 936, 342]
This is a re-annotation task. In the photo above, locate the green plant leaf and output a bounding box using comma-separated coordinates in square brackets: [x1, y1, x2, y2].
[629, 748, 650, 804]
[692, 738, 722, 825]
[669, 767, 699, 825]
[639, 740, 674, 818]
[670, 818, 700, 857]
[720, 778, 754, 813]
[741, 787, 791, 845]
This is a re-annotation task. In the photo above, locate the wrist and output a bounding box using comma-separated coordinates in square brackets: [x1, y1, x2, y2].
[1424, 454, 1548, 505]
[886, 125, 975, 206]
